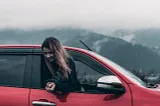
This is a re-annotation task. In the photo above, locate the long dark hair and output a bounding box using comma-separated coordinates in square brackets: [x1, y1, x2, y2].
[41, 37, 71, 79]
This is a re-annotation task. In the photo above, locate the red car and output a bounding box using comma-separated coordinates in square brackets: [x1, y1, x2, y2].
[0, 45, 160, 106]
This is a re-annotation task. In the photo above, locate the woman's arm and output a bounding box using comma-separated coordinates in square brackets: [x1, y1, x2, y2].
[45, 57, 81, 93]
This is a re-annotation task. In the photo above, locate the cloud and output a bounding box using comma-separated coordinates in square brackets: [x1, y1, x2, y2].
[93, 38, 109, 52]
[118, 34, 135, 42]
[1, 0, 160, 31]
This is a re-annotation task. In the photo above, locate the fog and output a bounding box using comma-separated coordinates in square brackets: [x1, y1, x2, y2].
[1, 0, 160, 32]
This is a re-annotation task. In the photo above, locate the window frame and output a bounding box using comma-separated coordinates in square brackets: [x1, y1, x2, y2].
[0, 48, 33, 88]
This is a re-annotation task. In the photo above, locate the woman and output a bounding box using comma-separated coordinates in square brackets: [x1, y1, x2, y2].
[41, 37, 81, 93]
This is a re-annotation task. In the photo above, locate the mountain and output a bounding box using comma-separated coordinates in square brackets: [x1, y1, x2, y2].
[64, 33, 160, 73]
[133, 28, 160, 48]
[110, 28, 160, 48]
[110, 28, 160, 56]
[1, 28, 160, 76]
[0, 28, 88, 44]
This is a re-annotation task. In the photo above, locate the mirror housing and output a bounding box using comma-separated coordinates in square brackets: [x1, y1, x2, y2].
[97, 75, 125, 95]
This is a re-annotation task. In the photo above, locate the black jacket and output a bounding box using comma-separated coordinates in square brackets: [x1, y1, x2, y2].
[43, 57, 81, 93]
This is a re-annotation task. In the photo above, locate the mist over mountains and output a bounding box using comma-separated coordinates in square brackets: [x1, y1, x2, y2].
[0, 28, 88, 44]
[111, 28, 160, 47]
[1, 28, 160, 78]
[110, 28, 160, 56]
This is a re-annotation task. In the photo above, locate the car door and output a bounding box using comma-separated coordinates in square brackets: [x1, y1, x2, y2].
[0, 49, 32, 106]
[30, 48, 132, 106]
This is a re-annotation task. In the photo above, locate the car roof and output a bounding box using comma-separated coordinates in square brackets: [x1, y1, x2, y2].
[0, 44, 90, 53]
[0, 44, 40, 48]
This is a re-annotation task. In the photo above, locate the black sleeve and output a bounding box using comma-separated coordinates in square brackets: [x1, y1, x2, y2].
[68, 58, 81, 91]
[47, 57, 81, 93]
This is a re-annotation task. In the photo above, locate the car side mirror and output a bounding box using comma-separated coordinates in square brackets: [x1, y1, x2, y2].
[97, 75, 125, 95]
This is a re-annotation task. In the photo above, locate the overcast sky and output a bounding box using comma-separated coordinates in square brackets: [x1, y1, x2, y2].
[1, 0, 160, 32]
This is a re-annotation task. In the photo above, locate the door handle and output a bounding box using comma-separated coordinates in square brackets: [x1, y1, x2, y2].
[32, 101, 56, 106]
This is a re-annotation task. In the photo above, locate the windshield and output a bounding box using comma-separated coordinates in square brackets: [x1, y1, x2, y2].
[89, 51, 147, 87]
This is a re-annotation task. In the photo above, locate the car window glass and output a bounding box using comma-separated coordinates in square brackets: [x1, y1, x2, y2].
[67, 50, 113, 84]
[0, 55, 26, 87]
[68, 51, 114, 92]
[75, 60, 104, 84]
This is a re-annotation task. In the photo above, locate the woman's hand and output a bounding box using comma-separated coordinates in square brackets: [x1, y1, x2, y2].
[45, 82, 56, 92]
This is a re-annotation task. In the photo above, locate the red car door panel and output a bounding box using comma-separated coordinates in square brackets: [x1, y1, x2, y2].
[0, 86, 29, 106]
[30, 88, 131, 106]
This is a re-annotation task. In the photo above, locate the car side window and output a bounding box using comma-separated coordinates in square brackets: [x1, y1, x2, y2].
[0, 55, 27, 87]
[75, 60, 104, 84]
[67, 50, 114, 92]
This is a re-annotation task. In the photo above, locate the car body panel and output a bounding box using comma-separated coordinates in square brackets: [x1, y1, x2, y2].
[129, 84, 160, 106]
[0, 86, 29, 106]
[30, 88, 131, 106]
